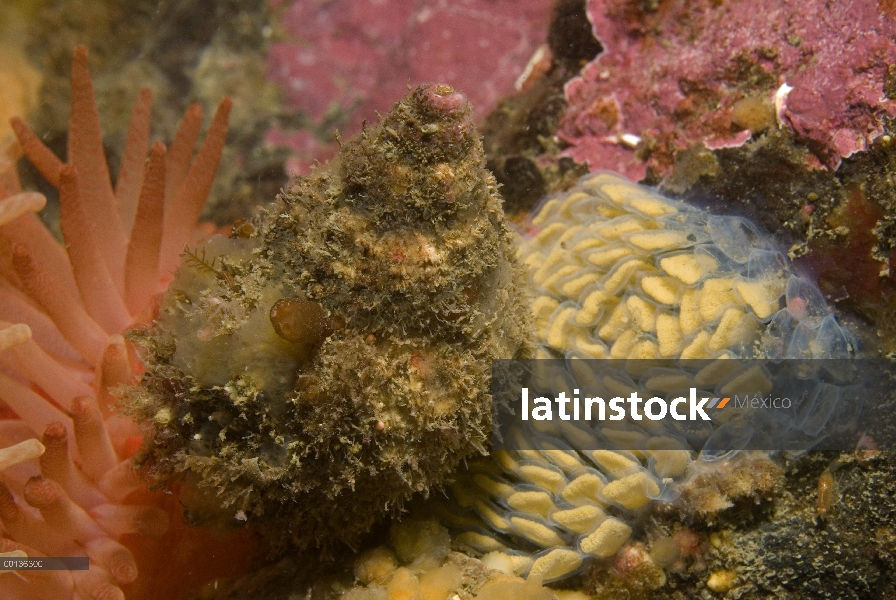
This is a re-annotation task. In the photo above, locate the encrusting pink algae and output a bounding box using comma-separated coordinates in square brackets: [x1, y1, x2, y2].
[560, 0, 896, 179]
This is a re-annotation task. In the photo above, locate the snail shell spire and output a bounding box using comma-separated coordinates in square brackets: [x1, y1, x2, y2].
[128, 83, 533, 553]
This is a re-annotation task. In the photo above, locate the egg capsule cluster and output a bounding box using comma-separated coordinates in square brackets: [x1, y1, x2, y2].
[521, 172, 856, 362]
[439, 454, 637, 581]
[431, 173, 857, 583]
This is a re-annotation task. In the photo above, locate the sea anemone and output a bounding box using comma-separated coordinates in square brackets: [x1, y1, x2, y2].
[0, 45, 242, 599]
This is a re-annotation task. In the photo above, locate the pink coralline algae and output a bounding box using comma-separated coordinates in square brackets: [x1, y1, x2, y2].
[560, 0, 896, 180]
[267, 0, 553, 174]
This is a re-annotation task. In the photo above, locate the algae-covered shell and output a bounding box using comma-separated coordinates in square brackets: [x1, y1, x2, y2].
[128, 84, 533, 552]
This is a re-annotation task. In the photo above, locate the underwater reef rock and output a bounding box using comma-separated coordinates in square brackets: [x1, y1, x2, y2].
[269, 0, 552, 123]
[481, 0, 600, 221]
[477, 0, 896, 353]
[693, 449, 896, 600]
[265, 0, 553, 177]
[128, 83, 533, 553]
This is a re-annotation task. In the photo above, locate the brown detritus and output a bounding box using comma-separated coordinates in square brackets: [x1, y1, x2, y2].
[886, 64, 896, 100]
[584, 547, 668, 599]
[666, 129, 830, 250]
[490, 156, 546, 217]
[664, 144, 721, 195]
[798, 183, 884, 320]
[696, 449, 896, 597]
[855, 434, 881, 466]
[672, 453, 782, 518]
